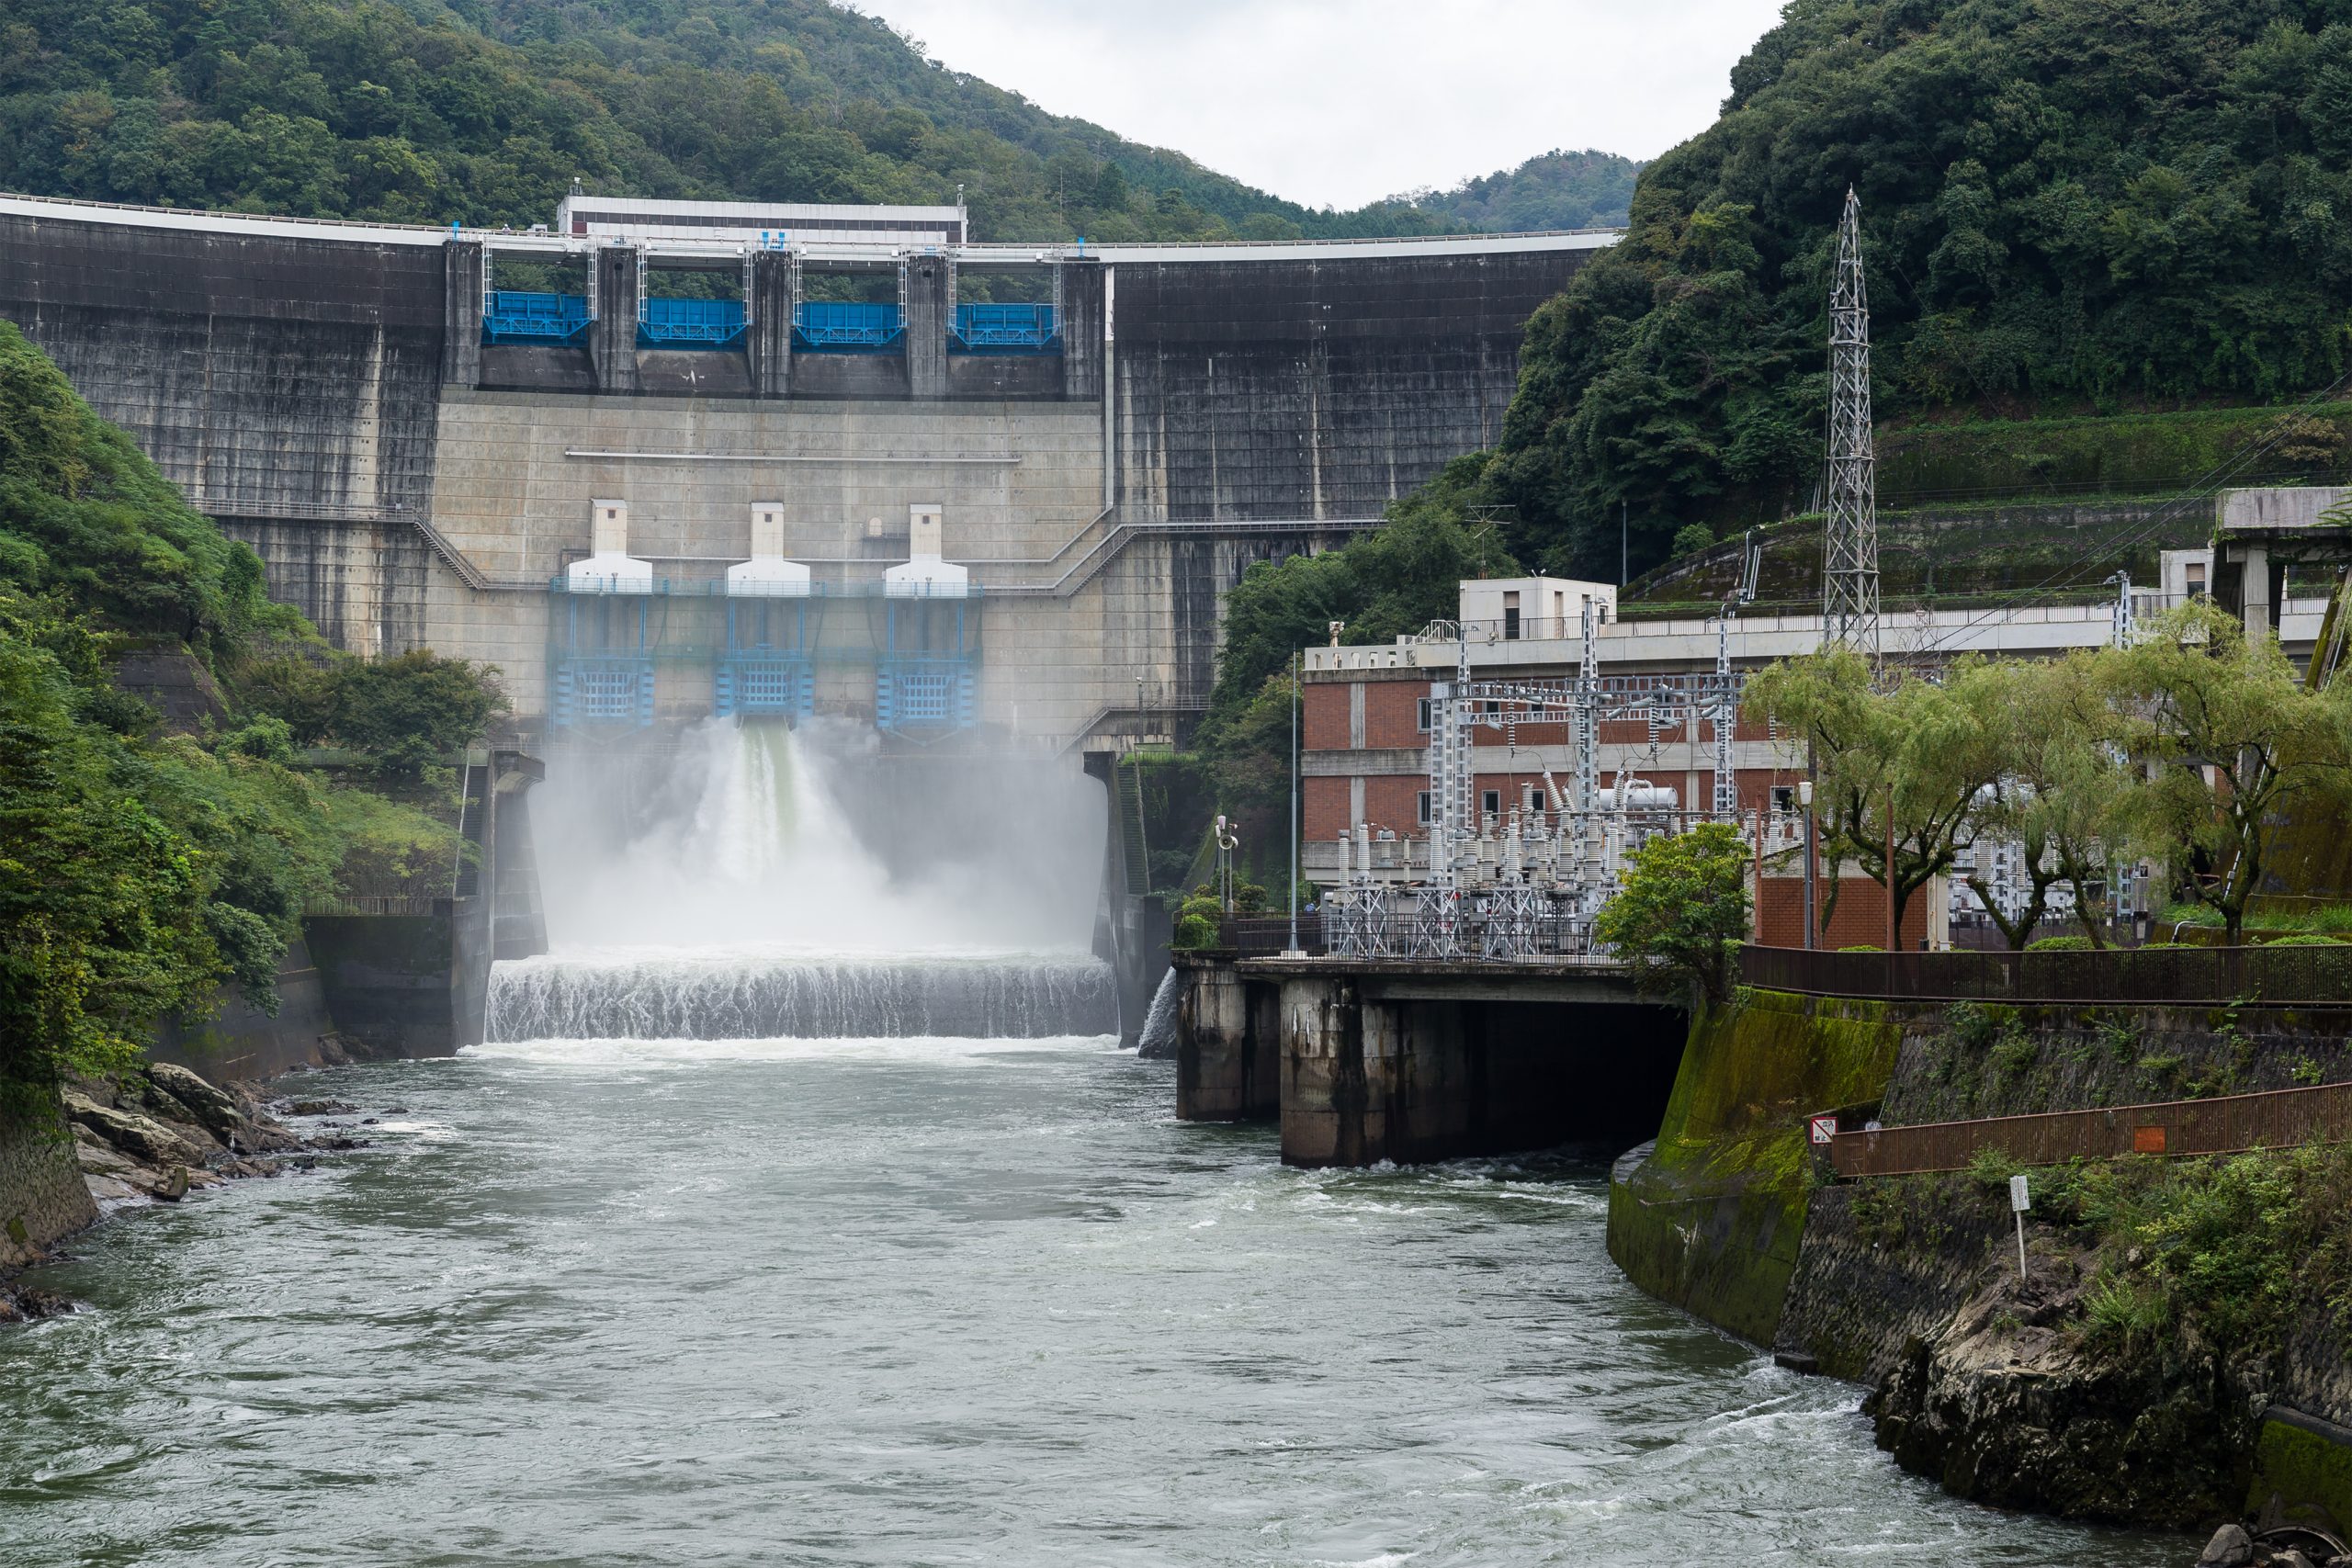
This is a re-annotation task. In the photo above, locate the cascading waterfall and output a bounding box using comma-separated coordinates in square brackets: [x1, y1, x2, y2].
[487, 949, 1115, 1041]
[500, 719, 1114, 1042]
[1135, 968, 1181, 1057]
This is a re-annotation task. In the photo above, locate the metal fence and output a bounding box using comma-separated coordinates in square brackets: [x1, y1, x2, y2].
[1223, 916, 1326, 955]
[1741, 942, 2352, 1005]
[1828, 1080, 2352, 1178]
[1221, 907, 1607, 962]
[304, 894, 452, 919]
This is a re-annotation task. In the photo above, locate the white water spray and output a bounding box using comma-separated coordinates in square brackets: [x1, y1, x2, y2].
[492, 719, 1114, 1041]
[1136, 968, 1181, 1057]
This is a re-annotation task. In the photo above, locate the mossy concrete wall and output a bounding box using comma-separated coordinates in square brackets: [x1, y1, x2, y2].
[1606, 988, 1905, 1344]
[2253, 1408, 2352, 1538]
[0, 1097, 97, 1268]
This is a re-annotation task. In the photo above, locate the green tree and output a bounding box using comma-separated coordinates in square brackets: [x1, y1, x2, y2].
[331, 649, 506, 776]
[1963, 653, 2136, 949]
[1746, 648, 2007, 941]
[2109, 601, 2352, 942]
[1593, 820, 1751, 1002]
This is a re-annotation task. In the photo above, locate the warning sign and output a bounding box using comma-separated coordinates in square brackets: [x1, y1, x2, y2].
[1808, 1114, 1838, 1145]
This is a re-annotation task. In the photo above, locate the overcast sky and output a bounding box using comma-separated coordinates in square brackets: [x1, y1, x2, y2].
[851, 0, 1791, 209]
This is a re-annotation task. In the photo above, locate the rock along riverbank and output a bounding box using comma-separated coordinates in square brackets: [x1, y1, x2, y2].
[0, 1062, 387, 1321]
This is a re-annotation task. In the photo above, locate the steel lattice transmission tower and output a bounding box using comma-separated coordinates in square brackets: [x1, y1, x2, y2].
[1823, 186, 1880, 656]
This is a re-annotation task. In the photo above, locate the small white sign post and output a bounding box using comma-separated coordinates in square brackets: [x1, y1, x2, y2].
[2009, 1173, 2031, 1280]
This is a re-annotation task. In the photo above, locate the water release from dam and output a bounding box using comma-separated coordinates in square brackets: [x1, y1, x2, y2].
[489, 721, 1119, 1043]
[0, 731, 2167, 1563]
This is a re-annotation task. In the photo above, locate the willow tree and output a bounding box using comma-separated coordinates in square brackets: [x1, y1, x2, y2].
[1964, 652, 2138, 949]
[1746, 648, 2008, 943]
[2109, 602, 2352, 943]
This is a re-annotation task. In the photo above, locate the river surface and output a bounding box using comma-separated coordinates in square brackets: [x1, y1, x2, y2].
[0, 1034, 2171, 1567]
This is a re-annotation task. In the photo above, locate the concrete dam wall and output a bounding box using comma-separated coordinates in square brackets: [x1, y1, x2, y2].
[0, 194, 1605, 744]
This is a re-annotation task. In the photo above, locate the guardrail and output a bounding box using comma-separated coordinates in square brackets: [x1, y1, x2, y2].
[1740, 942, 2352, 1005]
[305, 894, 452, 918]
[1826, 1080, 2352, 1178]
[1222, 916, 1326, 955]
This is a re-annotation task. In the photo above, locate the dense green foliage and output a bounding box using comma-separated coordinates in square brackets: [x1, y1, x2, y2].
[1487, 0, 2352, 580]
[245, 646, 506, 775]
[1962, 1145, 2352, 1359]
[1747, 604, 2352, 944]
[0, 0, 1473, 240]
[0, 321, 477, 1084]
[1593, 822, 1753, 1001]
[1402, 147, 1640, 231]
[1204, 456, 1515, 744]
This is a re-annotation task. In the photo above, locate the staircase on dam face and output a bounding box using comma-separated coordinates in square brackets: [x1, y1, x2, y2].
[1116, 760, 1151, 898]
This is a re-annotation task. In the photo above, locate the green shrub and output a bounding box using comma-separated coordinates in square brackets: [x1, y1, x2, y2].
[1992, 1032, 2040, 1080]
[2027, 934, 2093, 952]
[331, 650, 506, 776]
[1966, 1144, 2020, 1190]
[1946, 1000, 2003, 1051]
[1670, 522, 1715, 557]
[1171, 913, 1219, 951]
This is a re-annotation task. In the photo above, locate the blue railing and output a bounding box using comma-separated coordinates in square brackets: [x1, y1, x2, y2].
[795, 301, 905, 351]
[639, 297, 746, 347]
[482, 290, 591, 344]
[952, 303, 1058, 352]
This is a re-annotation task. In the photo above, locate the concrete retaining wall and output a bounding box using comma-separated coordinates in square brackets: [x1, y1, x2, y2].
[1605, 989, 1906, 1344]
[0, 1101, 96, 1269]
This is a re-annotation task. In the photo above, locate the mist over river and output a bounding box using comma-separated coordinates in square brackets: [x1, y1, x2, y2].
[0, 1035, 2169, 1566]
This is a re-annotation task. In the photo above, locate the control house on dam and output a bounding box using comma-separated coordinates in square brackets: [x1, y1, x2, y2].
[0, 191, 1610, 750]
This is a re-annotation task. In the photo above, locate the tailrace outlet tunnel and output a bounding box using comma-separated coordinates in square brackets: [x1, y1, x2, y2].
[1175, 954, 1686, 1167]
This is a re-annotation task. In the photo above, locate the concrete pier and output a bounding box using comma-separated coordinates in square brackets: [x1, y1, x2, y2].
[1173, 954, 1280, 1120]
[1177, 955, 1685, 1167]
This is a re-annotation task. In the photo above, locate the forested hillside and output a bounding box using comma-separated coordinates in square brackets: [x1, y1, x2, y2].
[0, 322, 492, 1089]
[1403, 148, 1641, 231]
[0, 0, 1475, 240]
[1485, 0, 2352, 579]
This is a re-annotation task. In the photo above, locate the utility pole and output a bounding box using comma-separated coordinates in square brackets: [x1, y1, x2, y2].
[1622, 500, 1629, 587]
[1286, 651, 1302, 955]
[1801, 773, 1817, 950]
[1823, 186, 1881, 660]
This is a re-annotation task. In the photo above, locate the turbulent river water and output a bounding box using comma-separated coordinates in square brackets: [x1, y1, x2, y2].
[0, 1034, 2172, 1567]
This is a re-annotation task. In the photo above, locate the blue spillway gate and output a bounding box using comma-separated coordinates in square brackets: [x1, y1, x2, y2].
[952, 303, 1058, 353]
[639, 297, 746, 348]
[794, 301, 905, 351]
[483, 290, 591, 344]
[715, 597, 815, 720]
[876, 655, 977, 734]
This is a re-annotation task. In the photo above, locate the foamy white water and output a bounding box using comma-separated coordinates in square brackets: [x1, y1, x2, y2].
[508, 721, 1114, 1041]
[486, 947, 1116, 1041]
